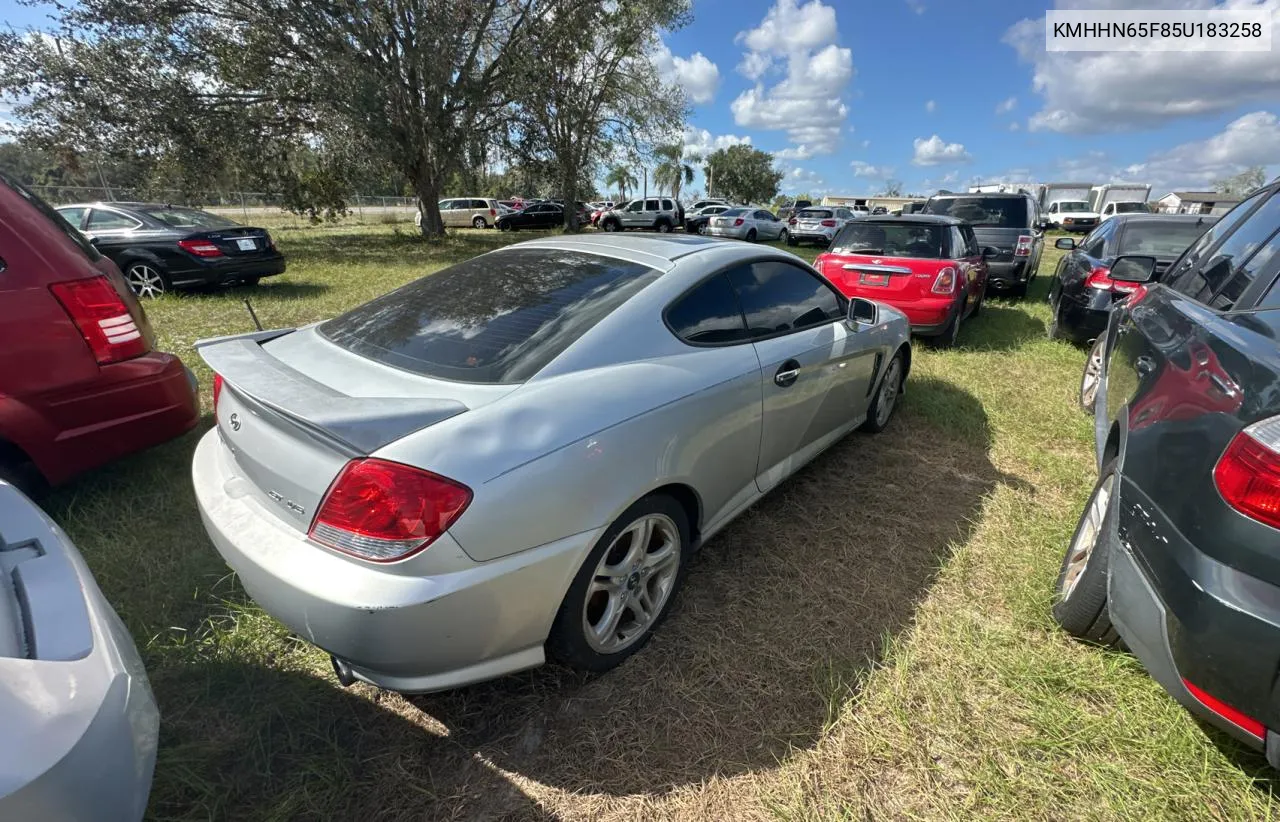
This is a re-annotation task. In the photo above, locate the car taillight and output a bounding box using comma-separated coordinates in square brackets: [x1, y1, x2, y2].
[1014, 235, 1034, 257]
[821, 219, 837, 227]
[490, 208, 496, 217]
[178, 238, 223, 257]
[733, 218, 744, 226]
[1214, 417, 1280, 531]
[1183, 678, 1266, 739]
[1084, 265, 1140, 294]
[212, 373, 224, 412]
[309, 458, 472, 562]
[49, 276, 151, 365]
[931, 267, 957, 294]
[788, 217, 797, 225]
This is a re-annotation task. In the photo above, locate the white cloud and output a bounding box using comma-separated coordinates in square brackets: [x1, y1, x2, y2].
[774, 146, 813, 160]
[995, 96, 1017, 115]
[860, 139, 871, 149]
[651, 44, 721, 105]
[851, 161, 895, 179]
[787, 166, 827, 189]
[1126, 110, 1280, 191]
[912, 134, 972, 166]
[905, 0, 926, 13]
[731, 0, 853, 157]
[681, 126, 752, 161]
[925, 99, 936, 113]
[1009, 121, 1021, 132]
[1005, 1, 1280, 133]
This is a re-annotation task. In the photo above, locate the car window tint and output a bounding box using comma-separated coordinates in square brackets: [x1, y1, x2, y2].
[87, 209, 139, 231]
[666, 273, 750, 345]
[662, 199, 674, 211]
[948, 227, 965, 257]
[1116, 220, 1213, 258]
[144, 207, 238, 229]
[1165, 188, 1269, 293]
[925, 196, 1028, 228]
[644, 199, 659, 210]
[1080, 222, 1110, 256]
[727, 261, 844, 337]
[1210, 226, 1280, 310]
[963, 226, 980, 256]
[320, 249, 662, 383]
[1175, 194, 1280, 307]
[57, 206, 87, 228]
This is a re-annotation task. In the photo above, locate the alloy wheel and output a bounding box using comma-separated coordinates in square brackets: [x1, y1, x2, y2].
[1081, 339, 1104, 410]
[875, 356, 902, 428]
[1059, 474, 1113, 600]
[582, 513, 681, 654]
[125, 264, 165, 298]
[697, 223, 708, 235]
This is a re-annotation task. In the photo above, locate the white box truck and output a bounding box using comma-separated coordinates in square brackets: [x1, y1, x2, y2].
[1038, 182, 1099, 232]
[1090, 183, 1152, 222]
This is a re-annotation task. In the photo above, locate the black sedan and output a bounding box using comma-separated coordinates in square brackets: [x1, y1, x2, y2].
[1048, 214, 1217, 345]
[55, 202, 285, 298]
[684, 205, 730, 235]
[496, 202, 564, 231]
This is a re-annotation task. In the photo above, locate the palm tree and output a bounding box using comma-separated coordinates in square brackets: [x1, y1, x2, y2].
[653, 144, 696, 202]
[605, 165, 638, 201]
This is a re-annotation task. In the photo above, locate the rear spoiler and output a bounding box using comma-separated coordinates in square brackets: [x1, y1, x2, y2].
[195, 329, 468, 455]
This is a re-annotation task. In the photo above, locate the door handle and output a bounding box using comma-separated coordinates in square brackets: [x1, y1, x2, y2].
[1135, 355, 1156, 376]
[774, 360, 801, 387]
[1207, 372, 1239, 398]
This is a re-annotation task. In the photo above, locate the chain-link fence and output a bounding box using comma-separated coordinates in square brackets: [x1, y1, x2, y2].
[27, 186, 420, 224]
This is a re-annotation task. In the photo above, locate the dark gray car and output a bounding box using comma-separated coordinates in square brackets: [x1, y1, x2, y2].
[924, 192, 1045, 297]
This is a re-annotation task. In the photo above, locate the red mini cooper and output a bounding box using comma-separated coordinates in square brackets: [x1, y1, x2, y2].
[814, 215, 993, 347]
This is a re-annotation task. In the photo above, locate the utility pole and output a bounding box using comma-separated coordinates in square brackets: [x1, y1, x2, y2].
[643, 168, 648, 201]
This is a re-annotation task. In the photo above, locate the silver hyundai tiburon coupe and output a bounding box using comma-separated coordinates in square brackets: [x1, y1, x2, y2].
[192, 234, 911, 692]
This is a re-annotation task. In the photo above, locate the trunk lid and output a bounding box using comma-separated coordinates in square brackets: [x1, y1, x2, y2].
[820, 253, 951, 299]
[185, 226, 276, 259]
[198, 327, 508, 531]
[971, 226, 1028, 263]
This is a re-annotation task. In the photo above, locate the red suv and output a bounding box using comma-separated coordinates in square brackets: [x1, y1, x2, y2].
[0, 174, 199, 489]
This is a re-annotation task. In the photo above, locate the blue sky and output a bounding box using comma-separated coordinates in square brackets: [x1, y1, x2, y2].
[4, 0, 1279, 199]
[656, 0, 1280, 199]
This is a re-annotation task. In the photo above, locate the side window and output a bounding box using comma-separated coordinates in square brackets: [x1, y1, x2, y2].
[87, 209, 140, 231]
[1173, 193, 1280, 307]
[1166, 188, 1269, 291]
[1080, 222, 1110, 257]
[665, 273, 750, 345]
[57, 207, 87, 228]
[644, 199, 659, 211]
[963, 226, 980, 257]
[470, 200, 487, 210]
[627, 201, 643, 212]
[1048, 203, 1058, 214]
[438, 200, 456, 211]
[662, 199, 674, 211]
[727, 261, 844, 337]
[948, 227, 966, 258]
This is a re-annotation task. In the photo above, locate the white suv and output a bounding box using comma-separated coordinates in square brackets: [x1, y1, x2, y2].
[600, 198, 681, 233]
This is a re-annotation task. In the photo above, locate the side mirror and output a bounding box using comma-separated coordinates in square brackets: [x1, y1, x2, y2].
[848, 297, 879, 327]
[1055, 237, 1076, 250]
[981, 246, 1000, 258]
[1110, 255, 1158, 283]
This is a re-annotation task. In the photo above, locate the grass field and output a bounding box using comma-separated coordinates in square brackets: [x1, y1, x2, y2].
[41, 224, 1280, 820]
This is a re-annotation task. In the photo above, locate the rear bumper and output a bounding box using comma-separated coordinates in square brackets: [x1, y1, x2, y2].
[986, 259, 1029, 288]
[169, 254, 287, 287]
[790, 229, 836, 244]
[15, 352, 200, 485]
[837, 289, 956, 335]
[1111, 474, 1280, 756]
[708, 226, 750, 240]
[191, 430, 592, 692]
[1055, 292, 1111, 345]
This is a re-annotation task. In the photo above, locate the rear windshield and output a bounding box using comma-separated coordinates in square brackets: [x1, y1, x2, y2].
[797, 209, 833, 219]
[0, 174, 102, 261]
[1114, 202, 1149, 214]
[925, 196, 1028, 228]
[319, 249, 662, 383]
[143, 207, 239, 229]
[831, 221, 946, 258]
[721, 208, 748, 217]
[1117, 221, 1214, 258]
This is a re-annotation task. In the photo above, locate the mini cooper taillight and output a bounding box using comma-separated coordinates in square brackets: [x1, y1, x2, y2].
[309, 458, 472, 562]
[931, 266, 957, 294]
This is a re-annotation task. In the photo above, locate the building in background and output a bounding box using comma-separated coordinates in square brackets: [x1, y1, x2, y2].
[1156, 191, 1244, 215]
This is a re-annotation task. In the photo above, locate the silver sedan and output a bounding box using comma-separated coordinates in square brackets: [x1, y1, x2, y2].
[707, 207, 790, 242]
[192, 235, 911, 692]
[0, 481, 159, 820]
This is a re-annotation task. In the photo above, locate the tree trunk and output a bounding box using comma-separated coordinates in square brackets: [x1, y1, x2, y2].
[414, 174, 446, 238]
[561, 168, 580, 232]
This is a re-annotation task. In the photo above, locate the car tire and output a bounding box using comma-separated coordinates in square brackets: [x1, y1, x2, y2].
[696, 224, 708, 235]
[971, 285, 985, 317]
[472, 216, 487, 229]
[1080, 337, 1105, 414]
[122, 260, 170, 299]
[547, 495, 691, 673]
[656, 220, 672, 234]
[929, 308, 962, 349]
[1052, 460, 1120, 646]
[786, 233, 798, 247]
[499, 222, 511, 231]
[1048, 303, 1067, 340]
[860, 348, 906, 433]
[603, 220, 620, 233]
[746, 229, 757, 242]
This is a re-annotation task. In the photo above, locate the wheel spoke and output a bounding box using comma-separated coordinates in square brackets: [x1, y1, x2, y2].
[623, 518, 653, 568]
[594, 593, 627, 644]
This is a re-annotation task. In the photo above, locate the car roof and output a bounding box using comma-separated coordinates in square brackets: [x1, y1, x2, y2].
[509, 233, 724, 268]
[855, 214, 965, 226]
[930, 192, 1030, 199]
[1110, 214, 1215, 226]
[56, 201, 196, 211]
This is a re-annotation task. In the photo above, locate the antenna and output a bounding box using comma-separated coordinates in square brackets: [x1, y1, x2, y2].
[243, 298, 263, 331]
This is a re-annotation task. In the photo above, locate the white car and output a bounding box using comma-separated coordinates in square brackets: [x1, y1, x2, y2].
[0, 480, 159, 820]
[786, 206, 856, 247]
[707, 207, 788, 242]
